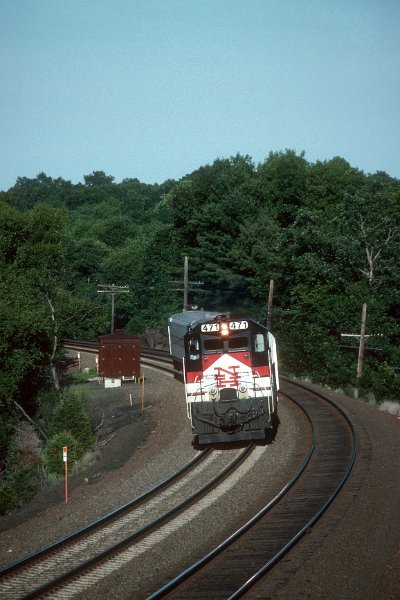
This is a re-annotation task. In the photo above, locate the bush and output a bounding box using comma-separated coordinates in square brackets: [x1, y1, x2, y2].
[361, 361, 400, 402]
[50, 390, 94, 457]
[45, 431, 79, 476]
[71, 368, 98, 383]
[6, 422, 43, 469]
[0, 483, 18, 515]
[7, 465, 44, 504]
[2, 423, 44, 509]
[35, 388, 60, 436]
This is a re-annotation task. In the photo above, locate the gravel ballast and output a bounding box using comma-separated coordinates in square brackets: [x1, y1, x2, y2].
[0, 372, 399, 600]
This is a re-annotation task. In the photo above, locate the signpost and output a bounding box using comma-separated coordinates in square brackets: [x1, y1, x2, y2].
[63, 446, 68, 504]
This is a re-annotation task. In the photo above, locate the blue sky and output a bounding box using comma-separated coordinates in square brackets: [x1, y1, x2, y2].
[1, 0, 399, 191]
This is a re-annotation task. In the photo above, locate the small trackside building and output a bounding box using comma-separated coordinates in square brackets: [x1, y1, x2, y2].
[98, 331, 141, 383]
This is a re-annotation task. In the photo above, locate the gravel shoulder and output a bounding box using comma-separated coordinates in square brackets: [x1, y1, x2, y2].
[0, 368, 194, 567]
[248, 385, 400, 600]
[0, 373, 399, 600]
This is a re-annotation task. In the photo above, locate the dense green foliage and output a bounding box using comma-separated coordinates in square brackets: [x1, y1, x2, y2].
[0, 389, 95, 513]
[49, 390, 94, 459]
[0, 153, 399, 511]
[45, 431, 79, 477]
[1, 422, 44, 513]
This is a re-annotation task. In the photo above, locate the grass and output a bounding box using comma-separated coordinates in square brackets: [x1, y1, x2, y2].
[70, 368, 98, 383]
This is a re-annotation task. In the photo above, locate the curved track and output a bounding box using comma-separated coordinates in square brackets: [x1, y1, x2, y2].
[63, 339, 174, 375]
[5, 342, 357, 599]
[0, 445, 256, 599]
[147, 378, 357, 599]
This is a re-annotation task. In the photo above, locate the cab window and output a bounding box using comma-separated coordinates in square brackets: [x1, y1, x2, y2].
[254, 333, 266, 353]
[188, 337, 200, 360]
[203, 338, 224, 352]
[228, 336, 248, 350]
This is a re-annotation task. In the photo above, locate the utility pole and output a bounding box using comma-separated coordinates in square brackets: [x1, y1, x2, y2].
[97, 285, 129, 333]
[267, 279, 274, 330]
[183, 255, 189, 312]
[357, 303, 367, 381]
[171, 256, 203, 311]
[341, 303, 381, 400]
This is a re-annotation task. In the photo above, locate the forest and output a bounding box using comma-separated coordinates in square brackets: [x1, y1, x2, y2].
[0, 150, 399, 512]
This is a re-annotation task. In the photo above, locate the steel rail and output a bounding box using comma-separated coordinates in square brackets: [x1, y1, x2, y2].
[0, 350, 184, 581]
[226, 378, 358, 599]
[0, 449, 211, 578]
[63, 340, 174, 373]
[14, 445, 255, 599]
[63, 339, 171, 361]
[58, 343, 357, 599]
[147, 379, 357, 599]
[147, 391, 316, 599]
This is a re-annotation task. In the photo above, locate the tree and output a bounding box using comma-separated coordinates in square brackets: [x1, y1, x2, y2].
[6, 173, 73, 211]
[167, 155, 259, 310]
[83, 171, 115, 187]
[305, 157, 365, 214]
[0, 202, 82, 408]
[232, 206, 285, 310]
[341, 186, 400, 287]
[257, 150, 309, 226]
[1, 153, 398, 404]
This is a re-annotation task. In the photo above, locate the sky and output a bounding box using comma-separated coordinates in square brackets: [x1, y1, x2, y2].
[1, 0, 399, 191]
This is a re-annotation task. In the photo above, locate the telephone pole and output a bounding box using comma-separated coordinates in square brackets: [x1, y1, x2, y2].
[341, 303, 383, 400]
[97, 285, 129, 333]
[183, 255, 189, 312]
[357, 303, 367, 381]
[171, 256, 203, 311]
[267, 279, 274, 330]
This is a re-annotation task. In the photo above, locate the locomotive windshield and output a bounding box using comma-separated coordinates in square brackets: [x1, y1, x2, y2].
[202, 334, 249, 353]
[188, 337, 200, 360]
[203, 338, 224, 352]
[228, 336, 249, 350]
[191, 318, 252, 355]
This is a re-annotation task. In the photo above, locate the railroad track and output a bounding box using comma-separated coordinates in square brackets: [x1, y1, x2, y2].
[2, 343, 357, 599]
[63, 339, 174, 373]
[143, 377, 357, 599]
[63, 340, 169, 360]
[0, 445, 259, 599]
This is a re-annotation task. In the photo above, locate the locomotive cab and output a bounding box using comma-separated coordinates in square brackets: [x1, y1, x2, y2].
[168, 312, 279, 444]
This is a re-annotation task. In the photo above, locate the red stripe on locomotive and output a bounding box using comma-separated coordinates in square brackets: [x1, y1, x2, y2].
[185, 352, 270, 384]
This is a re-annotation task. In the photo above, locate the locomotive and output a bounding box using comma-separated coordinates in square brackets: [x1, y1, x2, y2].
[168, 311, 279, 444]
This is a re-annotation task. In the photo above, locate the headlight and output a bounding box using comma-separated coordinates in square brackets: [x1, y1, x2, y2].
[238, 384, 248, 399]
[209, 387, 218, 400]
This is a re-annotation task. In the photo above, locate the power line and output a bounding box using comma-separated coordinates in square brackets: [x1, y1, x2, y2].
[97, 284, 129, 333]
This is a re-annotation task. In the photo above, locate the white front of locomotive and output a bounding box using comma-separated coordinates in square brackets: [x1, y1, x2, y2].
[184, 318, 274, 408]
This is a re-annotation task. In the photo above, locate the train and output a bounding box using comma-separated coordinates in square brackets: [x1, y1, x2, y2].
[168, 311, 279, 445]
